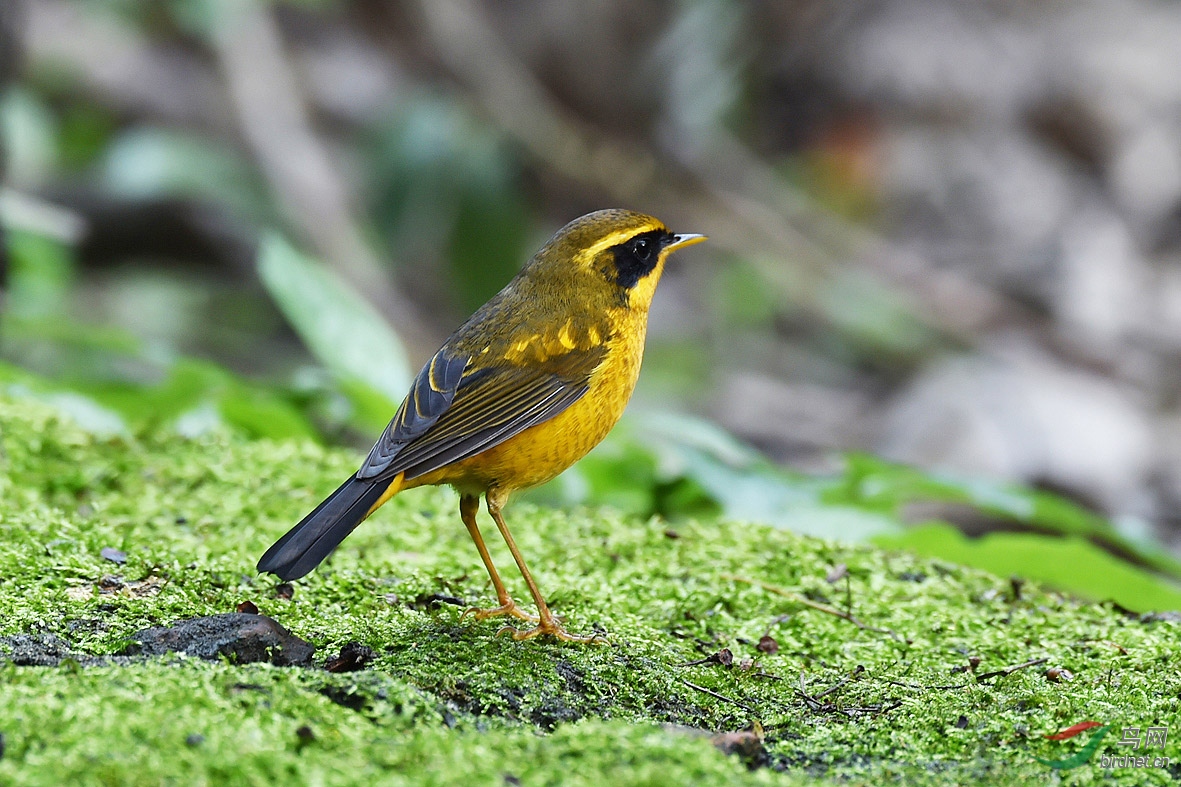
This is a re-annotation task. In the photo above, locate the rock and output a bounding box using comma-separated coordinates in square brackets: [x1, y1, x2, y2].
[712, 374, 870, 459]
[0, 633, 84, 667]
[1055, 206, 1147, 352]
[122, 613, 314, 666]
[878, 340, 1154, 515]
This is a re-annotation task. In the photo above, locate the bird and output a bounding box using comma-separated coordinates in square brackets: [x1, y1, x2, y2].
[257, 209, 706, 642]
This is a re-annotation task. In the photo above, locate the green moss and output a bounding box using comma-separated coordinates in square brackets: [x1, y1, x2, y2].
[1, 397, 1178, 785]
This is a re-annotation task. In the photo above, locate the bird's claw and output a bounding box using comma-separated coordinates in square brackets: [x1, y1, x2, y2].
[495, 622, 609, 644]
[460, 600, 540, 624]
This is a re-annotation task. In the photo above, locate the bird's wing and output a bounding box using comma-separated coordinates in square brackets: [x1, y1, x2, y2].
[356, 344, 606, 482]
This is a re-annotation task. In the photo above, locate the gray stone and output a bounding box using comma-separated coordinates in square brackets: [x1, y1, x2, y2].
[122, 613, 315, 666]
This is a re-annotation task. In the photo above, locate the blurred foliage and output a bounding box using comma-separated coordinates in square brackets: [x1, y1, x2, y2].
[877, 524, 1181, 613]
[365, 96, 534, 316]
[532, 414, 1181, 612]
[3, 0, 1181, 619]
[6, 213, 1181, 612]
[2, 88, 57, 183]
[0, 352, 314, 441]
[5, 227, 74, 318]
[5, 225, 336, 441]
[257, 234, 408, 420]
[101, 127, 270, 219]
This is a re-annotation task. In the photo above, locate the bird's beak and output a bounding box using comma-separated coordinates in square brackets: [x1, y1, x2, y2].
[666, 233, 707, 252]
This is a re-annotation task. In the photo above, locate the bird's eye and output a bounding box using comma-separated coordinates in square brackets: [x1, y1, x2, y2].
[632, 237, 652, 261]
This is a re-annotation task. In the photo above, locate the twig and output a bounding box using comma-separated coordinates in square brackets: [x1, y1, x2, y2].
[762, 613, 791, 638]
[752, 671, 784, 681]
[722, 574, 904, 642]
[678, 656, 716, 667]
[680, 679, 755, 713]
[814, 665, 865, 699]
[886, 678, 971, 691]
[975, 657, 1049, 683]
[797, 674, 822, 711]
[886, 657, 1050, 690]
[675, 652, 718, 666]
[797, 673, 901, 717]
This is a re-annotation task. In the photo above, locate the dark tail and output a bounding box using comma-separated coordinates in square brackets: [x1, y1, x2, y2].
[257, 474, 402, 580]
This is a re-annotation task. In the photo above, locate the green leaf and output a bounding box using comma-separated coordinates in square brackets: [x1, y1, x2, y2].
[874, 524, 1181, 612]
[334, 377, 408, 434]
[1035, 725, 1111, 770]
[0, 362, 128, 436]
[534, 412, 902, 539]
[101, 127, 267, 218]
[632, 412, 901, 536]
[841, 454, 1181, 583]
[257, 234, 410, 411]
[4, 229, 76, 319]
[1, 353, 316, 442]
[0, 88, 58, 182]
[216, 388, 317, 441]
[541, 417, 1180, 611]
[366, 95, 531, 313]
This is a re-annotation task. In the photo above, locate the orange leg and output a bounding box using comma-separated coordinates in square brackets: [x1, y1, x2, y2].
[458, 493, 538, 624]
[485, 489, 606, 644]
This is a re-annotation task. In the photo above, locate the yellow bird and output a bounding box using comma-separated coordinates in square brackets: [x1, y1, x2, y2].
[258, 209, 706, 641]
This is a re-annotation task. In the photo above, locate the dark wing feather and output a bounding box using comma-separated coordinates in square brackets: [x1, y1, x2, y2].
[357, 350, 468, 479]
[357, 344, 605, 483]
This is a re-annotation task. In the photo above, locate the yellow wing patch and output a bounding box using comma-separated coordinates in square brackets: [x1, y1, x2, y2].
[557, 319, 576, 350]
[503, 319, 609, 365]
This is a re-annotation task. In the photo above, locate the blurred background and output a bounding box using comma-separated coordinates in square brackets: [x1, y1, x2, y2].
[5, 0, 1181, 605]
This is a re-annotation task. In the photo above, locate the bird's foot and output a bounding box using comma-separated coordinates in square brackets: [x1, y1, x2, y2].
[460, 599, 539, 624]
[496, 619, 609, 644]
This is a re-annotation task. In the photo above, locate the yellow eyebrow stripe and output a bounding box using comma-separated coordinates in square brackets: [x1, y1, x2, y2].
[576, 224, 666, 262]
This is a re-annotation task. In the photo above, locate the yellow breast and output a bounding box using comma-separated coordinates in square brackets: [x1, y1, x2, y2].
[415, 316, 647, 495]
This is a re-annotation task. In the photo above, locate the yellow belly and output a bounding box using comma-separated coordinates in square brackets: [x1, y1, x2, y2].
[410, 329, 644, 495]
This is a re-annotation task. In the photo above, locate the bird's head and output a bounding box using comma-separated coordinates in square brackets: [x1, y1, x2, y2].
[527, 209, 706, 312]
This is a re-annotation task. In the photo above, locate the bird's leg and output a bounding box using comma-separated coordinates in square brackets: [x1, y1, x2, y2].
[458, 493, 538, 623]
[485, 490, 606, 644]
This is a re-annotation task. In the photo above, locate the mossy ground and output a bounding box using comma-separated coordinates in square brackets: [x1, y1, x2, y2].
[0, 397, 1178, 785]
